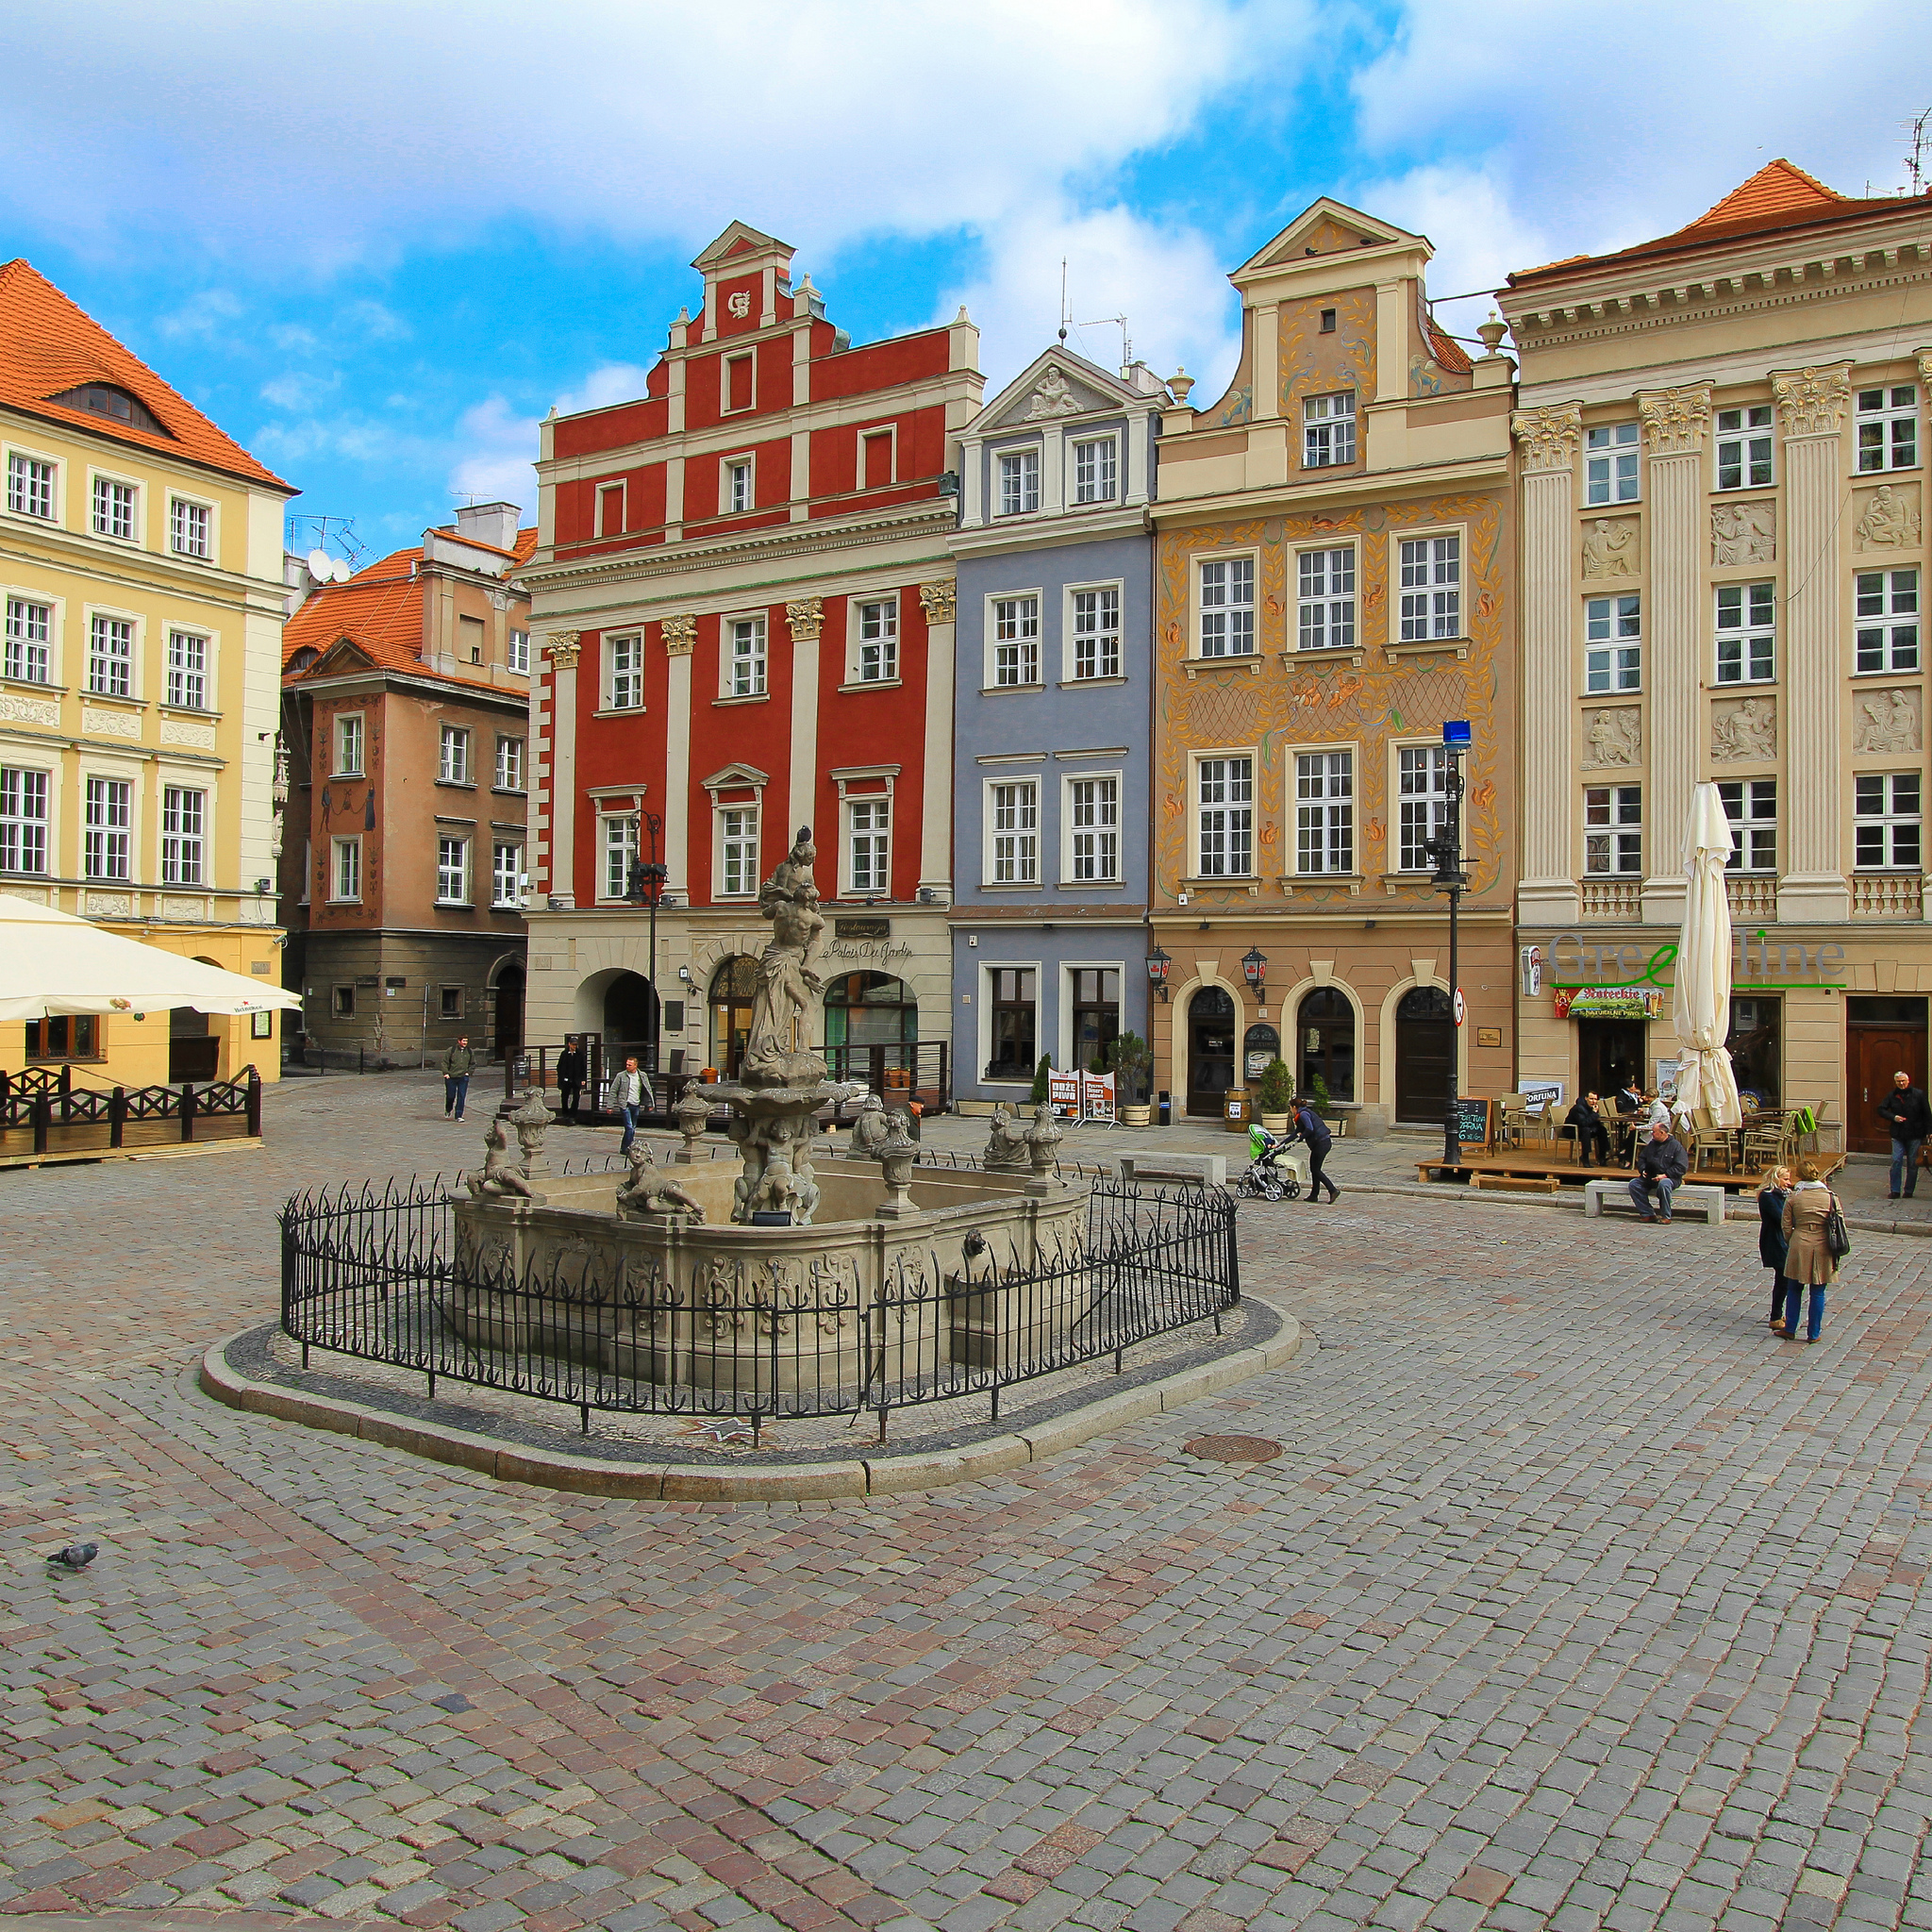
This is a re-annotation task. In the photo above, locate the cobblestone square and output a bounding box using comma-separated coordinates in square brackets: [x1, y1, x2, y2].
[4, 1074, 1930, 1931]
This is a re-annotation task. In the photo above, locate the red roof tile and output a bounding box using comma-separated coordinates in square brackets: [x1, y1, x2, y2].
[0, 258, 292, 490]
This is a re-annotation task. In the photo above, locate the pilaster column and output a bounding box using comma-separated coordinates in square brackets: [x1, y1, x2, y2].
[660, 615, 695, 896]
[1637, 384, 1712, 924]
[785, 598, 823, 843]
[1774, 364, 1853, 922]
[542, 633, 580, 906]
[1511, 404, 1582, 924]
[917, 582, 958, 900]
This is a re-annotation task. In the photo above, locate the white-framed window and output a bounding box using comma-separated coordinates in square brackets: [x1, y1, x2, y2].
[85, 775, 132, 881]
[1297, 547, 1355, 651]
[1198, 557, 1255, 658]
[998, 448, 1040, 517]
[507, 628, 529, 675]
[1715, 581, 1775, 684]
[1719, 779, 1776, 874]
[602, 813, 638, 901]
[92, 475, 137, 541]
[160, 785, 206, 886]
[439, 724, 472, 783]
[858, 598, 898, 682]
[494, 735, 525, 790]
[1585, 594, 1641, 692]
[1857, 384, 1919, 473]
[88, 613, 133, 697]
[330, 834, 360, 900]
[991, 595, 1041, 687]
[726, 458, 753, 513]
[1584, 785, 1641, 874]
[1068, 775, 1120, 882]
[1303, 391, 1357, 468]
[1396, 745, 1450, 872]
[165, 630, 208, 709]
[491, 842, 524, 908]
[169, 496, 211, 558]
[7, 451, 56, 521]
[1072, 436, 1117, 505]
[1197, 756, 1255, 877]
[1070, 586, 1121, 679]
[333, 713, 364, 777]
[1398, 535, 1461, 641]
[728, 615, 768, 696]
[1856, 569, 1920, 674]
[1856, 773, 1921, 870]
[849, 796, 890, 894]
[0, 766, 49, 874]
[607, 633, 643, 709]
[1295, 751, 1353, 874]
[437, 835, 471, 904]
[4, 596, 51, 683]
[1586, 422, 1641, 504]
[720, 805, 759, 896]
[1715, 406, 1774, 491]
[990, 780, 1039, 884]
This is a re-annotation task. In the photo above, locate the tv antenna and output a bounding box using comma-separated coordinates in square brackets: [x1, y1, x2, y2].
[286, 513, 366, 574]
[1080, 313, 1133, 372]
[1058, 259, 1070, 343]
[1907, 106, 1931, 195]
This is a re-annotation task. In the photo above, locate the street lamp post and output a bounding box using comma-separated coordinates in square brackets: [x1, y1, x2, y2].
[1428, 723, 1472, 1168]
[625, 811, 669, 1080]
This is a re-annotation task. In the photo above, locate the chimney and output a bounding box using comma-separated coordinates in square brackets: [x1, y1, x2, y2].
[454, 501, 522, 552]
[284, 551, 311, 615]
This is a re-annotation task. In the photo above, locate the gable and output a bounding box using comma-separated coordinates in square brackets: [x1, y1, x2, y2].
[1238, 198, 1422, 275]
[974, 347, 1136, 435]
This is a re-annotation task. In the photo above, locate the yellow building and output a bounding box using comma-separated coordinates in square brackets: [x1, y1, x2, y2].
[1, 259, 294, 1088]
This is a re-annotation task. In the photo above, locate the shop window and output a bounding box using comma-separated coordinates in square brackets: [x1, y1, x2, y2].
[25, 1015, 99, 1059]
[1070, 968, 1120, 1071]
[824, 972, 919, 1050]
[986, 967, 1036, 1081]
[1727, 995, 1781, 1109]
[1297, 987, 1356, 1104]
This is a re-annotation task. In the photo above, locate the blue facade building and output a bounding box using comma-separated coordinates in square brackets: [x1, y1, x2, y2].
[948, 348, 1165, 1110]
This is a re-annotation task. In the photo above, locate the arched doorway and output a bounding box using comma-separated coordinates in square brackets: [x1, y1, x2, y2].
[602, 971, 658, 1058]
[708, 957, 759, 1079]
[1297, 988, 1356, 1106]
[491, 962, 525, 1060]
[1186, 985, 1236, 1118]
[824, 970, 920, 1097]
[169, 961, 223, 1082]
[1394, 985, 1454, 1126]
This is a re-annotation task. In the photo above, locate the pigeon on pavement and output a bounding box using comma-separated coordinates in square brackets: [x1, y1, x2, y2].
[45, 1542, 98, 1572]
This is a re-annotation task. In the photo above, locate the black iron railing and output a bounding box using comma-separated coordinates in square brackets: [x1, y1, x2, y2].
[279, 1164, 1238, 1434]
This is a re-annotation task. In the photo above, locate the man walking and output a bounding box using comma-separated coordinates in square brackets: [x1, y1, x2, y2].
[1628, 1119, 1688, 1223]
[442, 1036, 475, 1122]
[1291, 1094, 1340, 1204]
[555, 1036, 586, 1123]
[609, 1055, 653, 1154]
[1877, 1069, 1932, 1199]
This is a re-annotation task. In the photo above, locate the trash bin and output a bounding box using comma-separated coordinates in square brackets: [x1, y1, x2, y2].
[1157, 1090, 1172, 1126]
[1224, 1089, 1250, 1132]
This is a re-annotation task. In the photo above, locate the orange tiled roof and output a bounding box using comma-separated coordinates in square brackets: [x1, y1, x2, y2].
[425, 524, 541, 565]
[1511, 160, 1924, 287]
[0, 258, 292, 490]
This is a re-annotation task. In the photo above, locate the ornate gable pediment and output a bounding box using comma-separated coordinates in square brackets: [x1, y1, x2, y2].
[305, 635, 383, 678]
[702, 760, 772, 796]
[975, 347, 1132, 434]
[1237, 197, 1420, 276]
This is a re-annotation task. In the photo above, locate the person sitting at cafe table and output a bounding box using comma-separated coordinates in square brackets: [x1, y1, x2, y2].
[1565, 1091, 1611, 1165]
[1628, 1119, 1690, 1223]
[1614, 1079, 1644, 1117]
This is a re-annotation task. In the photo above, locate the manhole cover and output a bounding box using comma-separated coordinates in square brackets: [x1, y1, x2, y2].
[1184, 1434, 1283, 1463]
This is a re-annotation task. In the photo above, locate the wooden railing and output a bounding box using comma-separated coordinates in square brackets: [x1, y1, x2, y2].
[0, 1065, 262, 1155]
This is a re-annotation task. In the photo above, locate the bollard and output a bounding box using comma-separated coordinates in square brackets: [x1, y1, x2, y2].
[179, 1083, 196, 1143]
[109, 1087, 126, 1149]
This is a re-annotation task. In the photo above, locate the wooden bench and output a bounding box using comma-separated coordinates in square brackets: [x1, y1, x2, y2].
[1472, 1172, 1560, 1194]
[1583, 1179, 1726, 1225]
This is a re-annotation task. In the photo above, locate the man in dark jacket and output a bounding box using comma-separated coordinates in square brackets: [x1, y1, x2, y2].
[555, 1038, 586, 1122]
[1876, 1070, 1932, 1200]
[1627, 1120, 1689, 1222]
[1565, 1091, 1610, 1165]
[1291, 1098, 1340, 1203]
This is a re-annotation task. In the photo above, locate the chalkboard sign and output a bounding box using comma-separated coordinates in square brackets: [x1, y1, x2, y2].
[1454, 1095, 1491, 1147]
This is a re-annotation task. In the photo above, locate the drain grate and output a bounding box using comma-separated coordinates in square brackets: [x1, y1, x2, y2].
[1184, 1434, 1283, 1463]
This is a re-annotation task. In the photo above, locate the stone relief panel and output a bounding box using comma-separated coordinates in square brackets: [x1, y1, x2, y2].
[1581, 518, 1639, 579]
[1582, 708, 1641, 767]
[1711, 502, 1774, 566]
[159, 717, 218, 750]
[1853, 687, 1921, 755]
[81, 706, 140, 739]
[1710, 696, 1777, 762]
[85, 892, 132, 918]
[1854, 483, 1923, 552]
[0, 691, 59, 727]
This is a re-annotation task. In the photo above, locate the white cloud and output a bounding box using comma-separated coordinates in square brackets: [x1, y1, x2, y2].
[260, 370, 341, 412]
[157, 289, 243, 340]
[449, 395, 540, 514]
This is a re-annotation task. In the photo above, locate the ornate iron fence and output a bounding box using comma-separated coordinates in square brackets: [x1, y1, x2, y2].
[279, 1166, 1239, 1436]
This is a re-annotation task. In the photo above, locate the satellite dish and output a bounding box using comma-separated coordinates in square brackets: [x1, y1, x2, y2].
[331, 556, 354, 582]
[307, 548, 332, 584]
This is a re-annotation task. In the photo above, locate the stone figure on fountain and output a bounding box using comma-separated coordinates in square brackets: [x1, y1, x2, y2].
[615, 1141, 706, 1222]
[846, 1091, 892, 1158]
[983, 1104, 1032, 1172]
[467, 1118, 545, 1203]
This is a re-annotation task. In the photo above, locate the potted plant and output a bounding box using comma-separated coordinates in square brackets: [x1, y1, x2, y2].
[1030, 1053, 1053, 1106]
[1108, 1033, 1154, 1126]
[1256, 1058, 1295, 1134]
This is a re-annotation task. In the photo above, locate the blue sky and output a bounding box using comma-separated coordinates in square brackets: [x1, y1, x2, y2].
[5, 0, 1929, 561]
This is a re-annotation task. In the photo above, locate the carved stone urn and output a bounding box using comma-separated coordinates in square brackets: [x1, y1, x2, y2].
[674, 1080, 711, 1162]
[875, 1117, 919, 1220]
[508, 1086, 555, 1179]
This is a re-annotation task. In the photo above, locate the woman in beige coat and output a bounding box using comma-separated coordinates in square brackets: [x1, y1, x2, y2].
[1779, 1156, 1838, 1342]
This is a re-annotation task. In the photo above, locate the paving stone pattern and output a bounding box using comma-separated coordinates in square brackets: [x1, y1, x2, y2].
[4, 1074, 1932, 1932]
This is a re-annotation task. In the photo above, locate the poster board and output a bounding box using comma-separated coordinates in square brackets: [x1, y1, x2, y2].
[1520, 1077, 1565, 1113]
[1079, 1070, 1117, 1124]
[1047, 1070, 1082, 1121]
[1454, 1095, 1492, 1148]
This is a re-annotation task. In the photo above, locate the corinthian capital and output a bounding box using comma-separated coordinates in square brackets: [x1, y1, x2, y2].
[918, 580, 958, 625]
[542, 630, 581, 669]
[1771, 364, 1851, 438]
[1637, 385, 1711, 457]
[1919, 347, 1932, 391]
[1510, 403, 1581, 474]
[786, 596, 824, 642]
[659, 614, 697, 658]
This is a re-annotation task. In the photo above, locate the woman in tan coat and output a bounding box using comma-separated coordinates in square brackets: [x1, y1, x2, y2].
[1779, 1156, 1838, 1342]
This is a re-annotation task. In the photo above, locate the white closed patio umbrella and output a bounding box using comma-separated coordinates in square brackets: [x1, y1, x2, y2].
[0, 893, 302, 1021]
[1671, 784, 1741, 1130]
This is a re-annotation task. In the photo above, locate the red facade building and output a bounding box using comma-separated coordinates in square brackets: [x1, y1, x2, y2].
[523, 224, 980, 1094]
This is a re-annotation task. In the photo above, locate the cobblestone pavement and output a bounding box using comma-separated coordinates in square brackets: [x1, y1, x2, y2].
[5, 1074, 1932, 1932]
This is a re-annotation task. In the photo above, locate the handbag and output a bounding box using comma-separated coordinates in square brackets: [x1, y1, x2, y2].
[1824, 1190, 1852, 1261]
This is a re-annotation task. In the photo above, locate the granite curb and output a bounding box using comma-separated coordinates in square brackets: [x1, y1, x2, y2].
[196, 1295, 1307, 1502]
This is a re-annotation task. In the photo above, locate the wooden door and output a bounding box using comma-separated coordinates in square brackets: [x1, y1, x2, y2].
[1847, 1024, 1928, 1152]
[1187, 986, 1236, 1118]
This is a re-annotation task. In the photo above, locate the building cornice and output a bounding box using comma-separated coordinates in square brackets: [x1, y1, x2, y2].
[1149, 453, 1507, 525]
[0, 520, 291, 614]
[282, 668, 535, 712]
[950, 503, 1151, 558]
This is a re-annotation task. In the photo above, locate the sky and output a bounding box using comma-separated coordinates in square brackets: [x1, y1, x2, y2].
[4, 0, 1930, 561]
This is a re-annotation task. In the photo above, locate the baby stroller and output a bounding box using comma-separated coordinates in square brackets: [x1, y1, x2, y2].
[1235, 1121, 1307, 1201]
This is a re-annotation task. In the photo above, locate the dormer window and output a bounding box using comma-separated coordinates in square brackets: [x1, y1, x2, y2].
[47, 384, 170, 437]
[1303, 391, 1357, 468]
